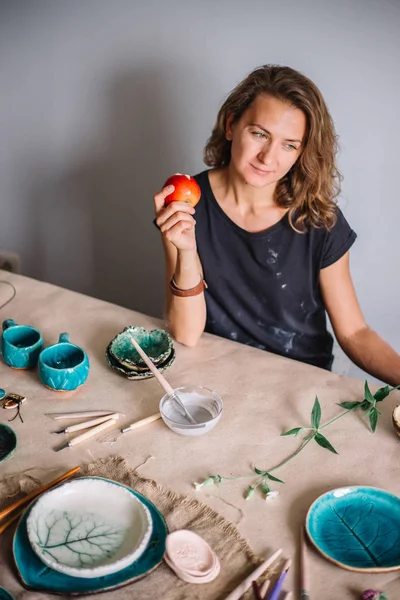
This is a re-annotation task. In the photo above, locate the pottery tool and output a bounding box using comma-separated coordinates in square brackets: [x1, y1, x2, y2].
[45, 410, 119, 420]
[0, 466, 80, 534]
[300, 527, 310, 600]
[51, 413, 120, 434]
[267, 559, 291, 600]
[223, 548, 282, 600]
[260, 578, 270, 598]
[100, 412, 162, 445]
[54, 419, 116, 451]
[128, 335, 198, 425]
[252, 581, 263, 600]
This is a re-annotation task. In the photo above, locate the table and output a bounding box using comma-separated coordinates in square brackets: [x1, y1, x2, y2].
[1, 271, 400, 598]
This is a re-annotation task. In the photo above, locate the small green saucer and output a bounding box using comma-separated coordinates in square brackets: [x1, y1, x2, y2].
[307, 486, 400, 572]
[0, 587, 16, 600]
[0, 423, 17, 463]
[109, 327, 173, 371]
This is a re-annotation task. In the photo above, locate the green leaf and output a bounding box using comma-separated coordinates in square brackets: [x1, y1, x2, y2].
[314, 433, 338, 454]
[260, 484, 271, 495]
[369, 408, 379, 433]
[311, 396, 321, 429]
[266, 473, 285, 484]
[360, 400, 371, 411]
[364, 380, 375, 404]
[337, 401, 362, 410]
[254, 467, 267, 476]
[281, 427, 303, 436]
[374, 385, 390, 402]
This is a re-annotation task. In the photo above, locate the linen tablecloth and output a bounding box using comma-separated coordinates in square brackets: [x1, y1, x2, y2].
[1, 272, 400, 598]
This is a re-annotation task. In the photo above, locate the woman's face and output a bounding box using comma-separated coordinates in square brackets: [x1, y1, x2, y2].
[226, 93, 306, 188]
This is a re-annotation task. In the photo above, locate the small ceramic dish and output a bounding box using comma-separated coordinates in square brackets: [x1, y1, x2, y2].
[26, 478, 153, 578]
[109, 327, 173, 371]
[166, 530, 218, 576]
[0, 423, 17, 463]
[13, 479, 168, 595]
[159, 386, 223, 436]
[164, 552, 220, 584]
[306, 486, 400, 572]
[106, 343, 175, 380]
[0, 588, 16, 600]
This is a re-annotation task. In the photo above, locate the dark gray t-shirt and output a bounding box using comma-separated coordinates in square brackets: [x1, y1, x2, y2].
[194, 169, 357, 370]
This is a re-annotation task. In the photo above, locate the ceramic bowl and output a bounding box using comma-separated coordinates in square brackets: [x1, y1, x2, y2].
[106, 343, 175, 380]
[159, 386, 223, 437]
[0, 423, 17, 463]
[1, 318, 43, 369]
[306, 486, 400, 572]
[38, 333, 90, 391]
[109, 327, 173, 371]
[13, 479, 168, 595]
[26, 477, 153, 578]
[0, 588, 16, 600]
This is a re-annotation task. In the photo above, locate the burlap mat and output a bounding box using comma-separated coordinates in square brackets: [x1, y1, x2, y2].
[0, 456, 281, 599]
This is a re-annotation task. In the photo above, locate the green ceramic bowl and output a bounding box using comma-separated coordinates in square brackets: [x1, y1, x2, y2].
[0, 423, 17, 463]
[106, 343, 176, 380]
[109, 327, 173, 371]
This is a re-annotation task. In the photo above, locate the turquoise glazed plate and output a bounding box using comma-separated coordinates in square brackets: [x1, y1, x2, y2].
[106, 343, 175, 381]
[0, 423, 17, 463]
[306, 486, 400, 572]
[13, 477, 168, 595]
[0, 587, 15, 600]
[109, 327, 173, 371]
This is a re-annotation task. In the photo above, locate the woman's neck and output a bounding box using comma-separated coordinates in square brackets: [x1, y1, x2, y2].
[208, 167, 288, 233]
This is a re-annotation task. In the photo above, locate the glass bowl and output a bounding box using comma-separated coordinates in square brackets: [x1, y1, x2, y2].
[159, 385, 223, 437]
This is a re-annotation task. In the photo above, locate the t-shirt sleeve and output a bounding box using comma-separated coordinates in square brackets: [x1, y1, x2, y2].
[320, 208, 357, 269]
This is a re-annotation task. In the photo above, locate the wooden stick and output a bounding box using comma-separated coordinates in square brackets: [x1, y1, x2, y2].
[0, 507, 25, 535]
[300, 527, 310, 599]
[45, 411, 117, 420]
[128, 335, 174, 395]
[223, 549, 282, 600]
[260, 579, 270, 598]
[0, 466, 80, 523]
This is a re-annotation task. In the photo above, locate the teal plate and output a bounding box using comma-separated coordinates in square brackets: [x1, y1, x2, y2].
[13, 477, 168, 595]
[0, 588, 15, 600]
[0, 423, 17, 463]
[306, 486, 400, 572]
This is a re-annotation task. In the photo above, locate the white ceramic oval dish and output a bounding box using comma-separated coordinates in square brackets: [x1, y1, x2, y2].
[26, 477, 153, 578]
[159, 385, 223, 437]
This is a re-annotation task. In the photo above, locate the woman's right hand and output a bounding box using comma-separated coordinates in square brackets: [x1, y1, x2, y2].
[154, 185, 197, 252]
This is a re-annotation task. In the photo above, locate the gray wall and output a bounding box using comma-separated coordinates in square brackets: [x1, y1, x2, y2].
[1, 0, 399, 381]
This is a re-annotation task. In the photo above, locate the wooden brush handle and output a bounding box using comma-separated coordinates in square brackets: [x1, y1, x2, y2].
[0, 466, 80, 523]
[68, 419, 116, 446]
[66, 413, 119, 433]
[128, 335, 174, 395]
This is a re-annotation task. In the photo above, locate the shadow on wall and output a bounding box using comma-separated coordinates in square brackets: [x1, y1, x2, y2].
[25, 62, 194, 317]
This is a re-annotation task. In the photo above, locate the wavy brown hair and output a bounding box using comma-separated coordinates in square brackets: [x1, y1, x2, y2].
[204, 65, 342, 231]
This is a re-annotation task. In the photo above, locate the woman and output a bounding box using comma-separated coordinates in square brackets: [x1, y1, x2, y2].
[154, 65, 400, 385]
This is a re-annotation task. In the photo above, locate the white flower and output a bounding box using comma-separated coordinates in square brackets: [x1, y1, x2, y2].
[265, 490, 280, 501]
[193, 476, 218, 490]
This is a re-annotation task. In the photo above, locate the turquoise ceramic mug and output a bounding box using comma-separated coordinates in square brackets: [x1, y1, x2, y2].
[1, 319, 44, 369]
[38, 333, 90, 392]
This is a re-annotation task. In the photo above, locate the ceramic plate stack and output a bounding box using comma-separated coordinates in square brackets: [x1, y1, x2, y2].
[106, 326, 175, 380]
[13, 477, 168, 595]
[164, 530, 220, 584]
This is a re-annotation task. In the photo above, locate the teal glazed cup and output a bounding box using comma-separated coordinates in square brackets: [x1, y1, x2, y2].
[38, 333, 90, 392]
[1, 319, 44, 369]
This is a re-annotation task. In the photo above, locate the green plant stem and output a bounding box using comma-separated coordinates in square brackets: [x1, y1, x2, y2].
[269, 436, 314, 473]
[319, 407, 356, 430]
[221, 474, 262, 481]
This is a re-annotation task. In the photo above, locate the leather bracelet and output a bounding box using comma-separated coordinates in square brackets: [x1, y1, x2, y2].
[170, 276, 208, 297]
